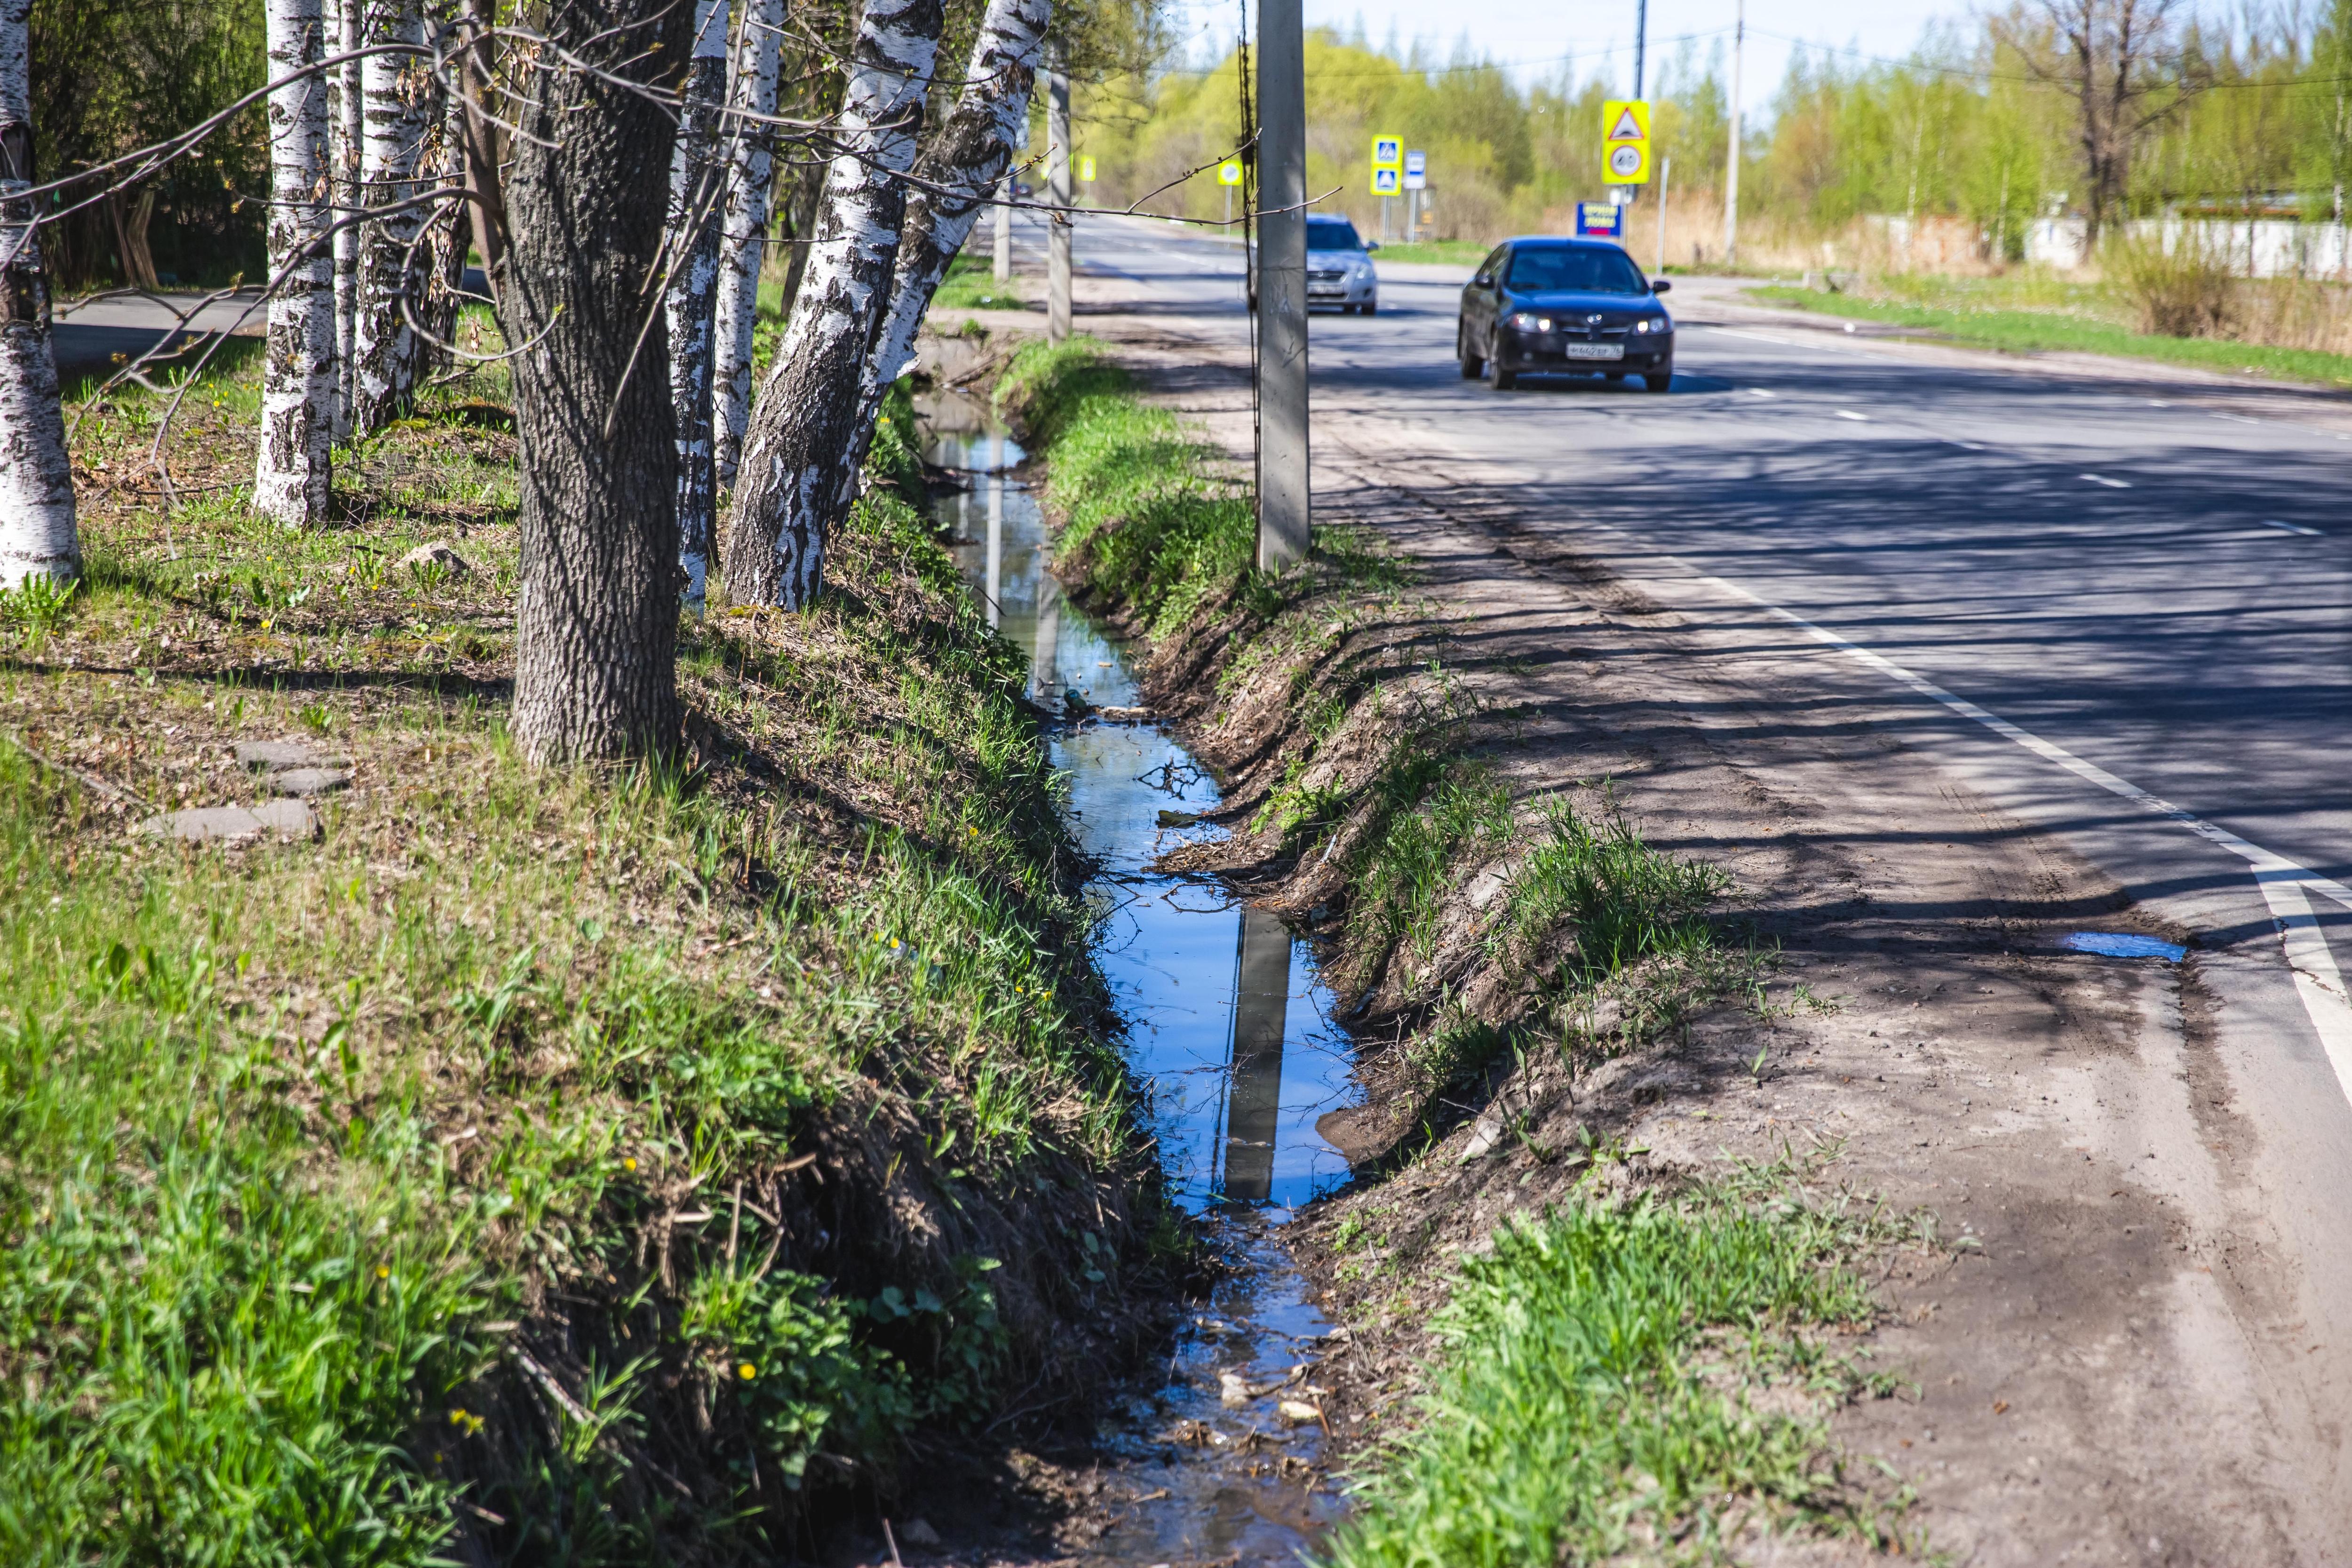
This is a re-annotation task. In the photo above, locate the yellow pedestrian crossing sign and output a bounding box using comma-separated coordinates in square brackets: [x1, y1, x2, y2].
[1218, 159, 1244, 186]
[1602, 99, 1651, 184]
[1076, 154, 1097, 183]
[1369, 132, 1402, 194]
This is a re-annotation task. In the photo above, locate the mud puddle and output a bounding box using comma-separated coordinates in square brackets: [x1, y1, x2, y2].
[924, 404, 1358, 1564]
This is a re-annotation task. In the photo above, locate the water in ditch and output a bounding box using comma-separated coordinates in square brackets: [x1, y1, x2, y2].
[924, 403, 1359, 1564]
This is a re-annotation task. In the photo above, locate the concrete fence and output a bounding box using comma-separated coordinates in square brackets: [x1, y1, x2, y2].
[2024, 216, 2352, 279]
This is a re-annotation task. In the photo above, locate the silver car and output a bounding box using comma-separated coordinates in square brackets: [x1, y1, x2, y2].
[1306, 216, 1379, 314]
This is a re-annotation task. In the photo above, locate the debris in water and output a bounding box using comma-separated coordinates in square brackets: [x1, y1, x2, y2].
[2061, 932, 2187, 962]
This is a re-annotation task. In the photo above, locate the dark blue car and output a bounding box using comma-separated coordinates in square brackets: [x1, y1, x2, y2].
[1456, 236, 1674, 392]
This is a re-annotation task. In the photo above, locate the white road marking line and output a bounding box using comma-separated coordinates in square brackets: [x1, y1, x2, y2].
[1688, 571, 2352, 1106]
[2212, 412, 2259, 424]
[1836, 409, 1869, 422]
[1946, 440, 1987, 451]
[2149, 399, 2170, 407]
[1746, 388, 1776, 398]
[2080, 473, 2131, 488]
[2265, 519, 2322, 536]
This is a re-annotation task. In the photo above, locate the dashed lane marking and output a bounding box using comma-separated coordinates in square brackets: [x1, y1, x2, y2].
[2266, 520, 2323, 536]
[2080, 473, 2132, 488]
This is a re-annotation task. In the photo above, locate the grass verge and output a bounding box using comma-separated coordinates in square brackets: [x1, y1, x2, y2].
[932, 253, 1029, 313]
[1747, 283, 2352, 387]
[1, 328, 1176, 1562]
[1327, 1155, 1914, 1566]
[1372, 240, 1489, 268]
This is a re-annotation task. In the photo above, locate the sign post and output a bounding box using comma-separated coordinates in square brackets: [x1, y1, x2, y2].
[1370, 133, 1401, 239]
[1257, 0, 1310, 571]
[1602, 98, 1651, 208]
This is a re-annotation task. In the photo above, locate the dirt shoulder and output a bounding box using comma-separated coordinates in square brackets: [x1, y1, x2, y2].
[1042, 301, 2347, 1564]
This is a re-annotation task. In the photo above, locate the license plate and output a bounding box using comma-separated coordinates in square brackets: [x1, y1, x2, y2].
[1561, 342, 1623, 361]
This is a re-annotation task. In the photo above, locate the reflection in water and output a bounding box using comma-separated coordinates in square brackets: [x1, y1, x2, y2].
[1219, 908, 1292, 1204]
[922, 402, 1355, 1562]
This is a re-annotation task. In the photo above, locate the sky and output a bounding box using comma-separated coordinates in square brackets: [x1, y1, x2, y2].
[1159, 0, 1971, 121]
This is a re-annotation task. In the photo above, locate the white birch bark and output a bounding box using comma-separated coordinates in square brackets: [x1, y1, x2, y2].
[866, 0, 1050, 398]
[330, 0, 361, 441]
[256, 0, 337, 528]
[710, 0, 782, 491]
[351, 0, 431, 433]
[0, 0, 78, 589]
[719, 0, 941, 609]
[664, 0, 730, 607]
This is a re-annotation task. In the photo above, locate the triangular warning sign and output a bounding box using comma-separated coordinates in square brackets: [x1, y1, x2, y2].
[1607, 106, 1644, 142]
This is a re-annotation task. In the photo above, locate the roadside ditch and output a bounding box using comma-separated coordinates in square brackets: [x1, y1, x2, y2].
[987, 335, 1937, 1563]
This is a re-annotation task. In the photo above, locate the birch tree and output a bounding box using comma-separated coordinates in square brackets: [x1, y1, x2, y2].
[0, 0, 78, 589]
[255, 0, 336, 528]
[867, 0, 1051, 399]
[503, 0, 692, 763]
[710, 0, 783, 490]
[665, 0, 731, 607]
[720, 0, 944, 609]
[351, 0, 432, 432]
[331, 0, 362, 440]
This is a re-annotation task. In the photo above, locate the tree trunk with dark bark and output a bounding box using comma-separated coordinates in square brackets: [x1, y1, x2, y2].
[719, 0, 942, 609]
[502, 0, 692, 764]
[665, 0, 730, 606]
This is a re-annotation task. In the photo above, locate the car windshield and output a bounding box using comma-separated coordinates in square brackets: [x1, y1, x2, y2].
[1306, 217, 1365, 251]
[1505, 247, 1648, 294]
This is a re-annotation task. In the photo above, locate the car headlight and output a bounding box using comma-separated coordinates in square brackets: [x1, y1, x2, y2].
[1506, 312, 1552, 332]
[1633, 316, 1671, 334]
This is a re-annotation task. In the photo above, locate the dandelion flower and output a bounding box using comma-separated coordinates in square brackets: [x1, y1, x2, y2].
[737, 1361, 757, 1380]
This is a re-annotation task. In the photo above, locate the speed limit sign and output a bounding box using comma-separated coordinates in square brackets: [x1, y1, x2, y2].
[1601, 100, 1651, 184]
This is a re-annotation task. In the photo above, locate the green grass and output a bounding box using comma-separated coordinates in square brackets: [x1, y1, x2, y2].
[1747, 283, 2352, 387]
[2, 339, 1173, 1562]
[931, 254, 1028, 313]
[996, 338, 1260, 634]
[1327, 1161, 1907, 1567]
[1492, 795, 1733, 985]
[1372, 240, 1489, 268]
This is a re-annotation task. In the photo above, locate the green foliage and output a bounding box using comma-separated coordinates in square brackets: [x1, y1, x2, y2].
[866, 376, 929, 506]
[0, 572, 82, 632]
[1346, 758, 1512, 976]
[1491, 796, 1732, 985]
[995, 338, 1258, 635]
[1327, 1170, 1897, 1568]
[930, 254, 1026, 312]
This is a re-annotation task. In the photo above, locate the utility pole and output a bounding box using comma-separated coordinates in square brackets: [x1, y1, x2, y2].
[1046, 55, 1071, 344]
[993, 178, 1011, 282]
[1724, 0, 1743, 265]
[1633, 0, 1646, 98]
[1255, 0, 1309, 570]
[1656, 156, 1670, 272]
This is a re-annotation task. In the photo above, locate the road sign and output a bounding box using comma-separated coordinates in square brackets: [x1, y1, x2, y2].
[1403, 149, 1426, 191]
[1218, 159, 1244, 186]
[1372, 167, 1400, 196]
[1370, 134, 1402, 169]
[1575, 201, 1624, 238]
[1601, 98, 1651, 184]
[1076, 154, 1097, 183]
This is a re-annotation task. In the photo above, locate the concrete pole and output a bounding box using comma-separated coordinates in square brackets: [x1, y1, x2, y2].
[1656, 156, 1670, 272]
[993, 178, 1011, 282]
[1724, 0, 1743, 265]
[1046, 60, 1072, 344]
[1255, 0, 1309, 571]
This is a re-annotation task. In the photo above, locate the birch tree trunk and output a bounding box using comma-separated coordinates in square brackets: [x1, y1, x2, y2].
[0, 0, 78, 589]
[503, 0, 691, 764]
[664, 0, 730, 607]
[351, 0, 431, 433]
[331, 0, 361, 441]
[719, 0, 942, 609]
[710, 0, 782, 491]
[866, 0, 1050, 398]
[255, 0, 336, 529]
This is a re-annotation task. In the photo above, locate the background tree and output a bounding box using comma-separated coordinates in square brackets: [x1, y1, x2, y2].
[501, 0, 694, 763]
[710, 0, 782, 489]
[351, 0, 431, 431]
[254, 0, 334, 527]
[2, 0, 75, 588]
[666, 0, 730, 607]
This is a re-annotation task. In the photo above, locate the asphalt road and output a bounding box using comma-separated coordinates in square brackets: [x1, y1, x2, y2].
[1028, 211, 2352, 1486]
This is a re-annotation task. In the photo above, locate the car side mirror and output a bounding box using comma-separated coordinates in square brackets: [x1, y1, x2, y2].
[1365, 239, 1381, 251]
[1650, 277, 1673, 294]
[1471, 272, 1490, 286]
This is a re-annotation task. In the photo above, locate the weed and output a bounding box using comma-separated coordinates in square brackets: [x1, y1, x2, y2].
[0, 571, 82, 632]
[1327, 1163, 1910, 1568]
